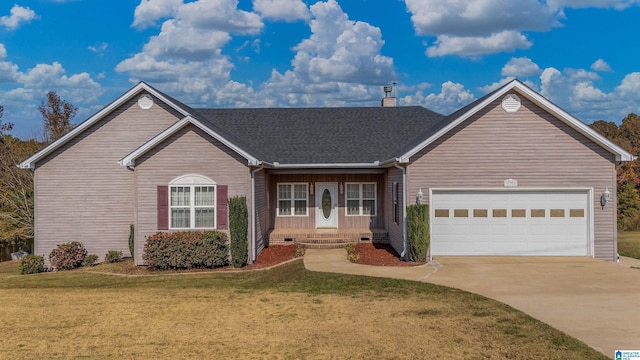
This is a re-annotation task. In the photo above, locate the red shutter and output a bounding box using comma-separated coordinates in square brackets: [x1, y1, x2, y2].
[217, 185, 228, 230]
[157, 185, 169, 230]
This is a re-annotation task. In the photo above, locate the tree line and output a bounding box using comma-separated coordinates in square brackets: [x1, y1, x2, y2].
[0, 92, 77, 255]
[589, 114, 640, 230]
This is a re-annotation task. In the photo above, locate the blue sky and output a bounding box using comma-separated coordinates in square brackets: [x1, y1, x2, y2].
[1, 0, 640, 139]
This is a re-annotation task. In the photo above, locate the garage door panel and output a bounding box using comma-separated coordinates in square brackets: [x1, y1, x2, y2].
[431, 190, 590, 257]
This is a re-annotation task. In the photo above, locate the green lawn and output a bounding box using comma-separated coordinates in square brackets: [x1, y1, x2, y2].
[618, 231, 640, 259]
[0, 259, 606, 359]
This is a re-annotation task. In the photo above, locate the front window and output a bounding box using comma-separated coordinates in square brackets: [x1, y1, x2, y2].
[278, 183, 308, 216]
[346, 183, 376, 216]
[170, 185, 216, 229]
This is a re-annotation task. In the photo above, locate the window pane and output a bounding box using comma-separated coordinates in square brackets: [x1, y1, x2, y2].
[362, 184, 375, 199]
[278, 184, 291, 199]
[294, 200, 307, 215]
[434, 209, 449, 217]
[294, 184, 307, 199]
[171, 208, 190, 228]
[362, 199, 375, 215]
[347, 199, 360, 215]
[279, 200, 291, 215]
[171, 187, 190, 206]
[346, 184, 359, 199]
[195, 186, 215, 206]
[195, 208, 215, 228]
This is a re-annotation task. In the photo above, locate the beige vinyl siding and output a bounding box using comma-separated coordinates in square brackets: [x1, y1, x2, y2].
[268, 173, 384, 230]
[33, 94, 182, 264]
[407, 94, 618, 260]
[254, 169, 267, 258]
[387, 166, 404, 256]
[133, 124, 250, 265]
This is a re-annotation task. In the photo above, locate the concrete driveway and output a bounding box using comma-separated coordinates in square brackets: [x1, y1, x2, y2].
[426, 256, 640, 357]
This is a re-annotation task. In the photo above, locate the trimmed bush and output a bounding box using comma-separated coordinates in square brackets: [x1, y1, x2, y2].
[229, 196, 248, 268]
[19, 255, 45, 274]
[143, 231, 229, 270]
[49, 241, 87, 271]
[407, 204, 429, 262]
[105, 250, 123, 263]
[129, 224, 135, 258]
[83, 254, 99, 267]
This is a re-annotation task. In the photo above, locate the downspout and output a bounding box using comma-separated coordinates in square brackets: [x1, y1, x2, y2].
[250, 165, 264, 263]
[394, 161, 408, 259]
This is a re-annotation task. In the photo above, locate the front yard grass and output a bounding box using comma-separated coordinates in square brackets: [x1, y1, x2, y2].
[0, 259, 606, 359]
[618, 231, 640, 259]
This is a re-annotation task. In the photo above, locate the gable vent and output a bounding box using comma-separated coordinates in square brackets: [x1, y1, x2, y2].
[138, 94, 154, 110]
[502, 94, 521, 113]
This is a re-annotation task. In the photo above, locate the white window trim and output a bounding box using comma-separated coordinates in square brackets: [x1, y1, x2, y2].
[277, 183, 308, 217]
[345, 182, 377, 216]
[169, 183, 217, 230]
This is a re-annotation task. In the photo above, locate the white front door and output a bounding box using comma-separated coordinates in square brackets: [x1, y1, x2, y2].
[316, 183, 338, 228]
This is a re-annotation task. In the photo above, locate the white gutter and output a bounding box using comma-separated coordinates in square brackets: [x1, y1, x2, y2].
[250, 165, 265, 262]
[394, 160, 408, 259]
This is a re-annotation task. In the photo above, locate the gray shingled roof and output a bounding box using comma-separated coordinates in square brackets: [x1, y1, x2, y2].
[192, 106, 446, 165]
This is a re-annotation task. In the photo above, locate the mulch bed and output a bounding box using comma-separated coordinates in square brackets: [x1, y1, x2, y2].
[351, 243, 425, 266]
[249, 243, 424, 269]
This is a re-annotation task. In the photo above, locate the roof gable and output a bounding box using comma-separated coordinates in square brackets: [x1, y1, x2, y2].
[19, 82, 192, 169]
[400, 79, 635, 162]
[118, 116, 259, 167]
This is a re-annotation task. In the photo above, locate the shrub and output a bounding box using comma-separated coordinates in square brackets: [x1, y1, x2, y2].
[19, 255, 45, 274]
[345, 244, 360, 262]
[128, 224, 135, 258]
[49, 241, 87, 271]
[407, 204, 429, 262]
[143, 231, 229, 270]
[295, 246, 306, 257]
[105, 250, 123, 263]
[83, 254, 99, 267]
[229, 196, 248, 268]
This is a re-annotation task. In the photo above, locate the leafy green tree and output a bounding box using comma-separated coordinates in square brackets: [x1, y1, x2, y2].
[618, 182, 640, 230]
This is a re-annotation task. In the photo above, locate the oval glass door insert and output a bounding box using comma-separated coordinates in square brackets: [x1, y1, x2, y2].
[322, 189, 332, 219]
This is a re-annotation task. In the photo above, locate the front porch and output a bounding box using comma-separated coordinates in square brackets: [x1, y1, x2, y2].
[268, 228, 389, 249]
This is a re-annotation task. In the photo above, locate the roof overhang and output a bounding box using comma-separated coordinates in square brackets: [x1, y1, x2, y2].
[400, 80, 636, 163]
[268, 161, 381, 169]
[19, 82, 191, 170]
[118, 116, 260, 168]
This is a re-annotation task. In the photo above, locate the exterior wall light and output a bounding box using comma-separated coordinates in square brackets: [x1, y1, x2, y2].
[417, 188, 423, 205]
[339, 183, 344, 194]
[600, 187, 611, 209]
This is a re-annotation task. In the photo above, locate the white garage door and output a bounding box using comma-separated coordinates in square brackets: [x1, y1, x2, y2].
[430, 190, 591, 256]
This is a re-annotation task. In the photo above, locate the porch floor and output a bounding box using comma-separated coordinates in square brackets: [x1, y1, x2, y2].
[268, 228, 389, 249]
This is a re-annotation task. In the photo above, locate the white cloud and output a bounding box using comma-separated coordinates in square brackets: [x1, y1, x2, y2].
[547, 0, 640, 10]
[177, 0, 263, 35]
[478, 77, 515, 93]
[501, 57, 541, 77]
[88, 42, 109, 54]
[0, 4, 38, 30]
[401, 81, 474, 114]
[591, 58, 613, 72]
[565, 68, 600, 81]
[404, 0, 558, 37]
[259, 0, 396, 106]
[253, 0, 310, 22]
[426, 31, 532, 57]
[133, 0, 182, 29]
[616, 72, 640, 98]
